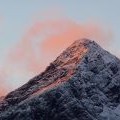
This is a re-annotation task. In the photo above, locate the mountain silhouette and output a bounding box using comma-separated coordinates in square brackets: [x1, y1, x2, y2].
[0, 39, 120, 120]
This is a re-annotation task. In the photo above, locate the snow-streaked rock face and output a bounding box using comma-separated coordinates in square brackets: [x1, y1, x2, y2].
[0, 39, 120, 120]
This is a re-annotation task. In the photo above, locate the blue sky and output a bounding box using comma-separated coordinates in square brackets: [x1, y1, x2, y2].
[0, 0, 120, 95]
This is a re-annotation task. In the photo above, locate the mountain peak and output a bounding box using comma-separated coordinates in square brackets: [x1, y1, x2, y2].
[1, 38, 120, 120]
[70, 38, 98, 48]
[72, 38, 93, 45]
[53, 38, 103, 70]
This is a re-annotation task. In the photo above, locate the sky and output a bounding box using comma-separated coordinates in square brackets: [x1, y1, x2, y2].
[0, 0, 120, 96]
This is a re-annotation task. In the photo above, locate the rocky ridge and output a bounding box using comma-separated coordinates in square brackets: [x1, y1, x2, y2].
[0, 39, 120, 120]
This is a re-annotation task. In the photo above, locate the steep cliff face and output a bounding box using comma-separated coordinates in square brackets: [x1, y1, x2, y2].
[0, 39, 120, 120]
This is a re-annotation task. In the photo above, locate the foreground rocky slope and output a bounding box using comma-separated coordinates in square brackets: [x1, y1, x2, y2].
[0, 39, 120, 120]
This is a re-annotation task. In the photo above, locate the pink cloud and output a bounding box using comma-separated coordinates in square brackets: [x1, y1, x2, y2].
[0, 69, 9, 96]
[0, 18, 113, 96]
[9, 19, 113, 74]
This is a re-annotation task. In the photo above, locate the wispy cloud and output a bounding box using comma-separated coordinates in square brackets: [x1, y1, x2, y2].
[0, 69, 9, 96]
[0, 18, 113, 96]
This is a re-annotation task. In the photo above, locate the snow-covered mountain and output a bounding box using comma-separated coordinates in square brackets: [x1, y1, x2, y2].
[0, 39, 120, 120]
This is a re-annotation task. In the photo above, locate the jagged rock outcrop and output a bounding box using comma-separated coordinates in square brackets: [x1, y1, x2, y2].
[0, 39, 120, 120]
